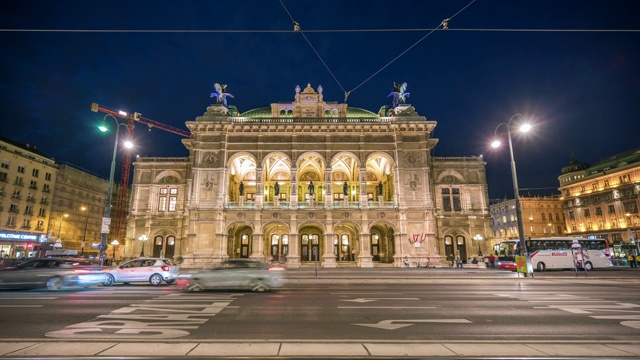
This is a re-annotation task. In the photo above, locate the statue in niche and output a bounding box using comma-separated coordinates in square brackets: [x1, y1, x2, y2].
[274, 182, 280, 196]
[239, 181, 245, 196]
[388, 82, 410, 108]
[308, 181, 315, 196]
[377, 181, 383, 196]
[343, 181, 348, 196]
[210, 83, 234, 107]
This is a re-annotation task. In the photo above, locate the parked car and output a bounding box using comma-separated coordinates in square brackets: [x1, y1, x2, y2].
[184, 259, 285, 292]
[102, 258, 179, 286]
[0, 258, 107, 291]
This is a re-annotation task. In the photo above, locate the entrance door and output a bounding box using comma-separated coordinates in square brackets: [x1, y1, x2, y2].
[271, 234, 280, 261]
[444, 236, 454, 261]
[371, 234, 380, 261]
[311, 235, 319, 261]
[456, 235, 467, 262]
[301, 235, 309, 261]
[165, 236, 175, 258]
[340, 234, 350, 261]
[333, 238, 339, 260]
[240, 234, 250, 258]
[153, 236, 164, 258]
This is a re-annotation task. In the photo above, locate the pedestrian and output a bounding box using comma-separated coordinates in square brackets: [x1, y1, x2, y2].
[629, 253, 637, 268]
[403, 256, 410, 267]
[456, 255, 462, 268]
[488, 254, 496, 268]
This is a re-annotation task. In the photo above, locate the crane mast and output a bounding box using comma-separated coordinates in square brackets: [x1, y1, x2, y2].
[90, 103, 190, 249]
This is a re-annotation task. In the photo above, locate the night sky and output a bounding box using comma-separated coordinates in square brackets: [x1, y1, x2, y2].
[2, 0, 639, 201]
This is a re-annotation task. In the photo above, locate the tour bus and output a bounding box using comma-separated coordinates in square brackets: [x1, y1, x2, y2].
[526, 237, 612, 271]
[493, 239, 519, 269]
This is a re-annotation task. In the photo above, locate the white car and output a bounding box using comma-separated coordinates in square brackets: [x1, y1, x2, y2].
[102, 258, 179, 286]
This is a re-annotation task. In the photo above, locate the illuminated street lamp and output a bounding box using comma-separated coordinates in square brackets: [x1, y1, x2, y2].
[111, 240, 120, 258]
[491, 113, 533, 276]
[57, 213, 69, 241]
[473, 234, 484, 256]
[98, 114, 133, 265]
[139, 234, 149, 257]
[81, 206, 89, 256]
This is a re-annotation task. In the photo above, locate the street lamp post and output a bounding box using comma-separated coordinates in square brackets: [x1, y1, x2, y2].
[111, 240, 120, 259]
[57, 213, 69, 241]
[139, 234, 148, 257]
[81, 206, 89, 256]
[98, 114, 133, 266]
[491, 113, 533, 276]
[473, 234, 484, 256]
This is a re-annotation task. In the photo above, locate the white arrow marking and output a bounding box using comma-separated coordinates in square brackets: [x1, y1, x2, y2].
[354, 319, 471, 330]
[341, 298, 419, 303]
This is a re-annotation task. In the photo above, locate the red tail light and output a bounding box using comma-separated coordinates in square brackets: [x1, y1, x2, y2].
[161, 265, 170, 271]
[74, 268, 98, 274]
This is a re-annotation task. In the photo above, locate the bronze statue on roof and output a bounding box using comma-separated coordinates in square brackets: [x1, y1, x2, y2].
[211, 83, 234, 107]
[388, 82, 410, 108]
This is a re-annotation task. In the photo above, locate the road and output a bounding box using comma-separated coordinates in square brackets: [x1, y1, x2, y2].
[0, 269, 639, 358]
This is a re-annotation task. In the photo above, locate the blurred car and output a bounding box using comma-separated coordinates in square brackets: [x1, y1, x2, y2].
[184, 259, 285, 292]
[102, 258, 179, 286]
[0, 257, 107, 291]
[498, 261, 517, 270]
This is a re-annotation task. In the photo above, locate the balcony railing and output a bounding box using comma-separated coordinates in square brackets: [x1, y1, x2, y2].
[222, 201, 398, 210]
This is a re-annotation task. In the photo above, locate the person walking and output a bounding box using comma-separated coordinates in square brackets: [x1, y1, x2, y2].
[488, 254, 496, 268]
[456, 255, 462, 268]
[629, 253, 637, 268]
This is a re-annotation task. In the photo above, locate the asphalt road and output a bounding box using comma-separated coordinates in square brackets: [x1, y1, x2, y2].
[0, 269, 638, 358]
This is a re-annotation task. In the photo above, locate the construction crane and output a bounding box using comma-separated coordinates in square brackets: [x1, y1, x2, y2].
[90, 103, 190, 245]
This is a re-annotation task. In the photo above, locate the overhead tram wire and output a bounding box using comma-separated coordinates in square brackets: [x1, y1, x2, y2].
[278, 0, 348, 99]
[3, 28, 638, 34]
[278, 0, 477, 101]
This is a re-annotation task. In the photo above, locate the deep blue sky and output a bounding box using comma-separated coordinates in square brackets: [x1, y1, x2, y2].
[2, 0, 639, 200]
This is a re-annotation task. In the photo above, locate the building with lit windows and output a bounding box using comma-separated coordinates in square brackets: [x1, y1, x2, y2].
[489, 196, 565, 247]
[558, 148, 640, 259]
[48, 163, 118, 257]
[0, 136, 56, 258]
[125, 84, 492, 268]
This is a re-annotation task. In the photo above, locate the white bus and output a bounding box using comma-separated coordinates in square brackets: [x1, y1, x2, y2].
[525, 237, 612, 271]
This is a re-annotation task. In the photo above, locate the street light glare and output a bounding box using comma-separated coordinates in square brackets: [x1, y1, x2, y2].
[124, 140, 133, 149]
[98, 125, 108, 132]
[491, 140, 501, 148]
[520, 123, 532, 133]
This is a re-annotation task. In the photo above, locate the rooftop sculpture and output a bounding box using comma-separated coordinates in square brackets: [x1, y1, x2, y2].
[388, 82, 410, 108]
[211, 83, 234, 107]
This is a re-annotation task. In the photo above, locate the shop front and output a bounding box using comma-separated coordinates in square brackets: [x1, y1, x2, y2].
[0, 231, 48, 260]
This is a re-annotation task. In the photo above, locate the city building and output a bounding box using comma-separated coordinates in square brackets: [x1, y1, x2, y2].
[0, 136, 57, 258]
[124, 83, 492, 268]
[489, 196, 565, 247]
[558, 147, 640, 259]
[48, 163, 115, 257]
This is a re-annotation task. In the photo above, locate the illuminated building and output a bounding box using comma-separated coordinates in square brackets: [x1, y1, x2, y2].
[125, 84, 492, 267]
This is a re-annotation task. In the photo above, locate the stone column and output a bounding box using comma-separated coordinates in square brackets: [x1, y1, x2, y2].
[290, 168, 298, 208]
[324, 168, 332, 208]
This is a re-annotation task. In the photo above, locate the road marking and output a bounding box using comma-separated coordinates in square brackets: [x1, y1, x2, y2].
[0, 297, 58, 300]
[339, 306, 435, 309]
[341, 298, 419, 303]
[354, 319, 471, 330]
[0, 305, 43, 307]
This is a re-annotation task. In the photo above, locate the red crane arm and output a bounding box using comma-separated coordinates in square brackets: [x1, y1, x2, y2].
[90, 102, 190, 255]
[91, 103, 190, 137]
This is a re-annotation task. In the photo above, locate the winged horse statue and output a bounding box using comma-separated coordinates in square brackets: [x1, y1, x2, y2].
[210, 83, 234, 107]
[388, 82, 410, 108]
